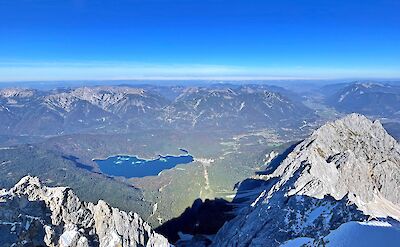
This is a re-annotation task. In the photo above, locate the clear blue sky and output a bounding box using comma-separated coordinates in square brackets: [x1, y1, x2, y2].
[1, 0, 400, 81]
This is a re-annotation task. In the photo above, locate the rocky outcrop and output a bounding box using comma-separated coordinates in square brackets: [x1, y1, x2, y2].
[0, 176, 169, 247]
[212, 113, 400, 246]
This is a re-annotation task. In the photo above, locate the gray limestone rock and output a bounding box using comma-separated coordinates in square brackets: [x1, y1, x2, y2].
[0, 176, 169, 247]
[212, 113, 400, 246]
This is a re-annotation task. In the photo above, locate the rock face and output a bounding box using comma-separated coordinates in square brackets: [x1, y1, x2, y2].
[0, 176, 169, 247]
[212, 113, 400, 246]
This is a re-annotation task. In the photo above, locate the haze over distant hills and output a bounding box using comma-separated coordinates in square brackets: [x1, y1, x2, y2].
[0, 81, 400, 246]
[0, 84, 316, 136]
[1, 0, 400, 245]
[325, 82, 400, 118]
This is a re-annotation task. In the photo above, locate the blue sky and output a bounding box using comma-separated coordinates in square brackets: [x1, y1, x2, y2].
[1, 0, 400, 81]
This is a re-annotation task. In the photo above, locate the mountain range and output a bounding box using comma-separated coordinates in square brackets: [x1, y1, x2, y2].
[2, 113, 400, 246]
[325, 82, 400, 118]
[0, 85, 315, 136]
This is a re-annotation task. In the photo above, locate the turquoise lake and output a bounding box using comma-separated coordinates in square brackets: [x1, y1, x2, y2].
[93, 150, 194, 178]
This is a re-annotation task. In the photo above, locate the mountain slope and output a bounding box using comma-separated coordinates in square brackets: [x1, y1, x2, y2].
[326, 82, 400, 117]
[0, 176, 169, 247]
[0, 85, 316, 135]
[163, 86, 315, 130]
[212, 114, 400, 246]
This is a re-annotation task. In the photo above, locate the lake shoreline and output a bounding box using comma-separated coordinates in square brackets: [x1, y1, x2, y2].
[90, 149, 194, 179]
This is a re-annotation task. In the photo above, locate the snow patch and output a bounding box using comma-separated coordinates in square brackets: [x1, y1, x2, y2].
[323, 221, 400, 247]
[281, 237, 313, 247]
[59, 230, 79, 247]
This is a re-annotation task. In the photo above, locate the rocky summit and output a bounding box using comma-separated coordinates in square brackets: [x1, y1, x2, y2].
[0, 176, 169, 247]
[212, 113, 400, 246]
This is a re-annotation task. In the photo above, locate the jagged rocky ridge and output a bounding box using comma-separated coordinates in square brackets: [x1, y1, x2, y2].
[0, 85, 315, 135]
[0, 176, 169, 247]
[162, 86, 313, 129]
[212, 113, 400, 246]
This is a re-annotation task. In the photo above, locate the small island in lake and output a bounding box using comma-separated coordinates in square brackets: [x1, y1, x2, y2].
[93, 151, 194, 178]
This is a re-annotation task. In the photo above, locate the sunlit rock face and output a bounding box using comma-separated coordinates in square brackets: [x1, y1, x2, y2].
[0, 176, 169, 247]
[212, 114, 400, 246]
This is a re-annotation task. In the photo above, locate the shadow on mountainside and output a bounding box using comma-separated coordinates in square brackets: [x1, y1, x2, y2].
[255, 141, 301, 176]
[230, 141, 301, 208]
[155, 198, 234, 244]
[155, 141, 303, 245]
[62, 155, 95, 172]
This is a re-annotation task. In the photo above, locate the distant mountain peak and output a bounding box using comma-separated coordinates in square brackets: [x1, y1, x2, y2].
[353, 81, 386, 88]
[326, 82, 400, 117]
[0, 88, 36, 98]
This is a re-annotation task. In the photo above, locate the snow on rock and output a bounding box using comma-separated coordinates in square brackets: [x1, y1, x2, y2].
[264, 150, 279, 165]
[281, 237, 314, 247]
[281, 220, 400, 247]
[323, 220, 400, 247]
[0, 88, 35, 98]
[59, 227, 86, 247]
[267, 113, 400, 219]
[212, 114, 400, 246]
[44, 86, 148, 112]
